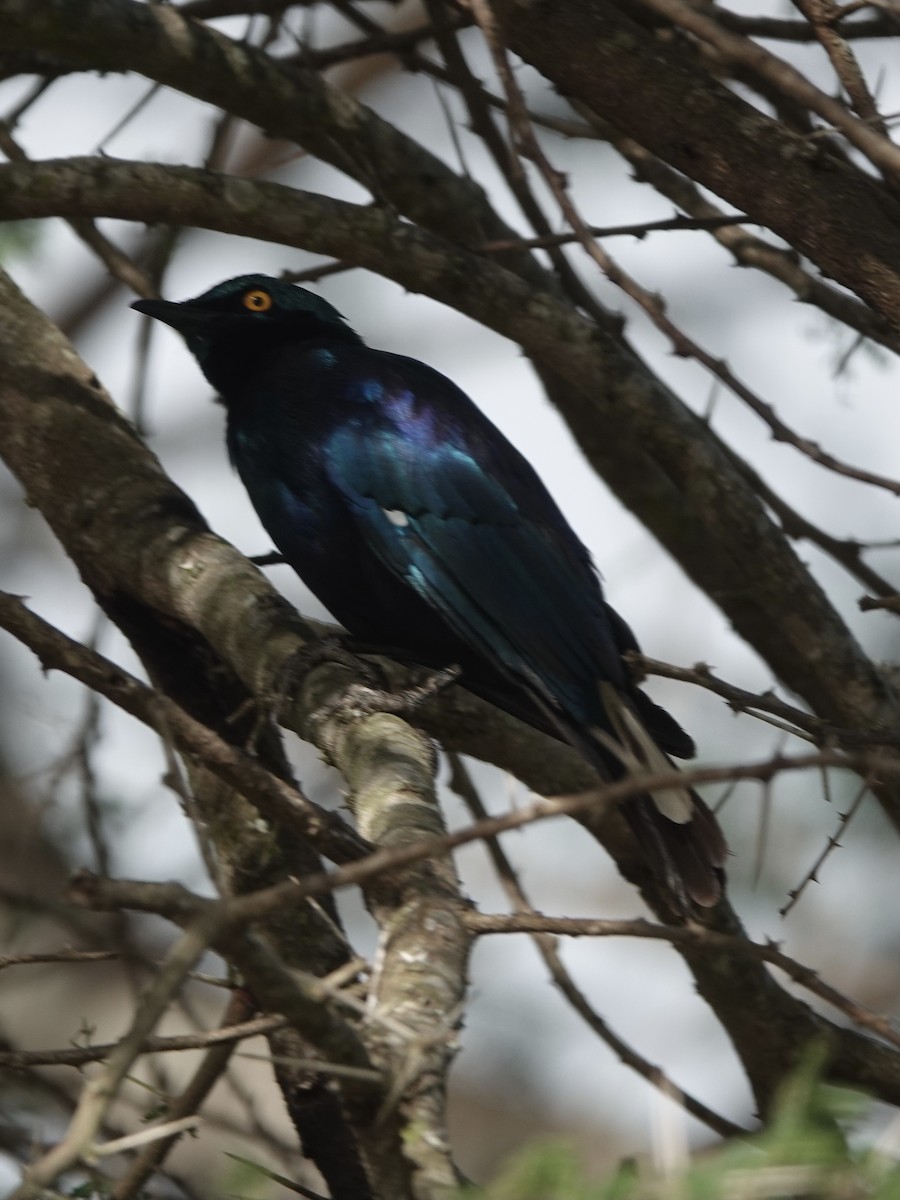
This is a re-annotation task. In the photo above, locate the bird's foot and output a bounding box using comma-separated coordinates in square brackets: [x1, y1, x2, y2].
[267, 634, 387, 728]
[310, 664, 461, 726]
[389, 663, 462, 710]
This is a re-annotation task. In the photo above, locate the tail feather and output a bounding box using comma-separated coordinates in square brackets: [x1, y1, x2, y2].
[626, 792, 727, 910]
[594, 684, 728, 910]
[454, 664, 728, 910]
[598, 683, 693, 824]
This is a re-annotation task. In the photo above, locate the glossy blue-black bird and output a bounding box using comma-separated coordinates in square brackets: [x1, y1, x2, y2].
[133, 275, 727, 909]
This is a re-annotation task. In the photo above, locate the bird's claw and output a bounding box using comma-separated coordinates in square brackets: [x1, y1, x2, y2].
[266, 635, 386, 728]
[311, 664, 461, 726]
[250, 549, 287, 567]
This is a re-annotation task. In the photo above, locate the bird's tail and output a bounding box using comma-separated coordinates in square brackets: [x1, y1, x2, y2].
[455, 665, 727, 910]
[590, 684, 727, 911]
[623, 790, 726, 910]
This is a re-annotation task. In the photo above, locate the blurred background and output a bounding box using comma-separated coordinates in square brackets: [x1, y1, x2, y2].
[3, 1, 900, 1195]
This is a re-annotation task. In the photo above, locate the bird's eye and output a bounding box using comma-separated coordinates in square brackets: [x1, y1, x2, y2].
[242, 288, 273, 312]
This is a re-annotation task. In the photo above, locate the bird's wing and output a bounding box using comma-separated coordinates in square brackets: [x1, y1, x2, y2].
[321, 395, 717, 903]
[322, 417, 628, 726]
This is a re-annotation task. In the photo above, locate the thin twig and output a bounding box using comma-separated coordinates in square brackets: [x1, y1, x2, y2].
[297, 15, 471, 70]
[629, 654, 900, 749]
[11, 910, 223, 1200]
[481, 213, 752, 253]
[224, 1153, 329, 1200]
[464, 912, 900, 1050]
[91, 1116, 202, 1161]
[155, 706, 227, 896]
[71, 748, 899, 948]
[0, 1014, 287, 1071]
[108, 990, 257, 1200]
[780, 773, 872, 916]
[722, 450, 898, 598]
[791, 0, 888, 134]
[0, 949, 119, 971]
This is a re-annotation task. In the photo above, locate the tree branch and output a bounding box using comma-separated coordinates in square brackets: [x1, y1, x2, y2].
[493, 0, 900, 325]
[11, 910, 222, 1200]
[465, 913, 900, 1055]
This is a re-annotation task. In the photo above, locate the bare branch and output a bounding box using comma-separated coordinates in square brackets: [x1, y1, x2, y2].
[714, 7, 900, 41]
[0, 1014, 287, 1070]
[0, 949, 120, 971]
[477, 1, 900, 498]
[630, 654, 900, 749]
[779, 775, 872, 916]
[791, 0, 889, 133]
[66, 750, 900, 936]
[11, 910, 222, 1200]
[630, 0, 900, 183]
[586, 114, 900, 356]
[465, 911, 900, 1052]
[108, 990, 256, 1199]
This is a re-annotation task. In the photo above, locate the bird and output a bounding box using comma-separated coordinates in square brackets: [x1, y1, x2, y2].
[133, 274, 727, 910]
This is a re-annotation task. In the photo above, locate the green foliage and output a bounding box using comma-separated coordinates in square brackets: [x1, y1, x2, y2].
[474, 1137, 599, 1200]
[465, 1051, 900, 1200]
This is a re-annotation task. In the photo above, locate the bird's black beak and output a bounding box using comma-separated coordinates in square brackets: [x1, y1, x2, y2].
[131, 297, 209, 335]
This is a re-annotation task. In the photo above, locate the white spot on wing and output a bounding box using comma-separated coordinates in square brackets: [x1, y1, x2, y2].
[383, 508, 409, 528]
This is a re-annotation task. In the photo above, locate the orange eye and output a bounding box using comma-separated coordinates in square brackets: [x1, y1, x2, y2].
[242, 288, 273, 312]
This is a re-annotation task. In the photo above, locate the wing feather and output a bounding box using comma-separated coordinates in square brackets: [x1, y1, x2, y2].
[324, 420, 626, 722]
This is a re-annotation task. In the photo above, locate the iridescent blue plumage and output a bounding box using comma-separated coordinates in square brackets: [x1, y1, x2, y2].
[133, 274, 727, 909]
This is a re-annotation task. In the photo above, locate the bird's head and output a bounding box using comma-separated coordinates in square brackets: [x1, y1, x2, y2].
[132, 274, 360, 391]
